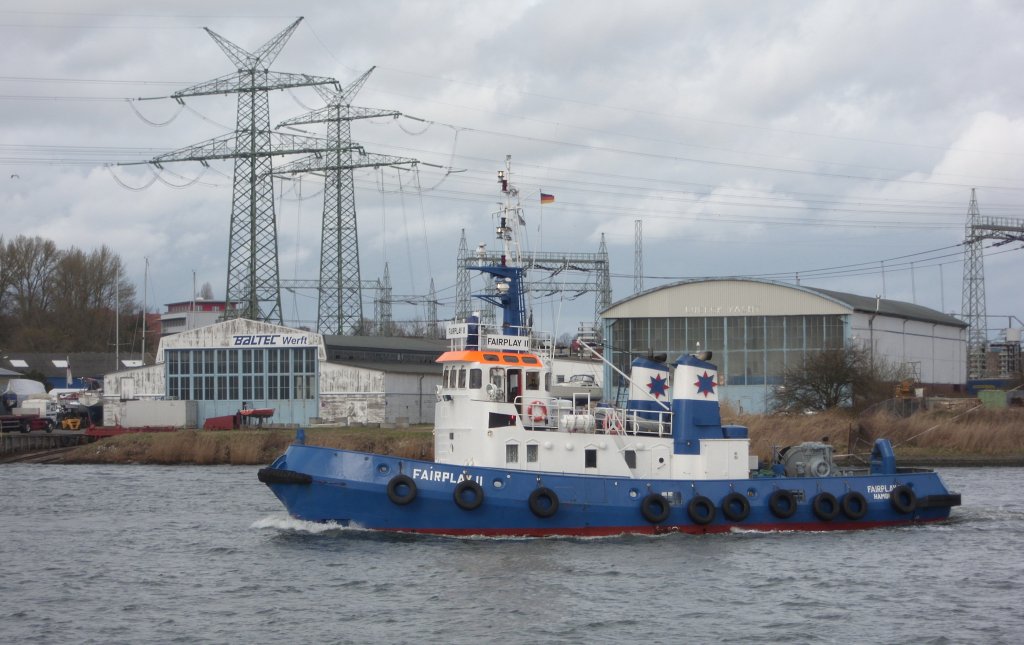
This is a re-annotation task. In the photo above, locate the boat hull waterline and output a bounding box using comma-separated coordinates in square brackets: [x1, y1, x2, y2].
[259, 444, 959, 537]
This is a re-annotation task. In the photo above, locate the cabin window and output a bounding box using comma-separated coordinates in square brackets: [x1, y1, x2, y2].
[458, 368, 467, 389]
[469, 369, 482, 389]
[525, 371, 540, 391]
[503, 355, 520, 363]
[522, 356, 539, 365]
[545, 373, 551, 391]
[625, 450, 637, 469]
[483, 354, 500, 362]
[585, 448, 597, 468]
[526, 444, 538, 463]
[506, 443, 519, 464]
[490, 368, 504, 390]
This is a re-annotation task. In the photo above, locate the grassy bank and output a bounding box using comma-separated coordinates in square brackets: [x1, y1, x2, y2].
[732, 408, 1024, 463]
[58, 408, 1024, 466]
[62, 426, 434, 465]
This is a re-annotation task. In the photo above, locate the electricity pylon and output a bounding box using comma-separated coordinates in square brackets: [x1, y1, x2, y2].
[276, 67, 417, 335]
[961, 188, 1024, 378]
[152, 18, 337, 322]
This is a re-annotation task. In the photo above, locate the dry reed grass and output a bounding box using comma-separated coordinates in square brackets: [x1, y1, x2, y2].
[62, 426, 434, 465]
[731, 407, 1024, 461]
[61, 409, 1023, 465]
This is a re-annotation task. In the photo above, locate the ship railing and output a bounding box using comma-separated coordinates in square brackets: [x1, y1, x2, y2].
[514, 396, 673, 436]
[623, 408, 673, 437]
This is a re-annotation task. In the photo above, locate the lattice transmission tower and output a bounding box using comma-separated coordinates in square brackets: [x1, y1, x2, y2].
[151, 18, 336, 323]
[961, 188, 1024, 378]
[634, 219, 643, 293]
[275, 67, 417, 335]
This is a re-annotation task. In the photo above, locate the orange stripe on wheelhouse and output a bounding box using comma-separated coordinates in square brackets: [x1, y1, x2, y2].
[436, 350, 543, 366]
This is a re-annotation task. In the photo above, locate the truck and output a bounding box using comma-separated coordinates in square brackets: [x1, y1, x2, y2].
[1, 379, 56, 433]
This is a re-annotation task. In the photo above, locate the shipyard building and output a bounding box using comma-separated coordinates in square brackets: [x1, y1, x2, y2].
[600, 278, 967, 413]
[103, 319, 445, 428]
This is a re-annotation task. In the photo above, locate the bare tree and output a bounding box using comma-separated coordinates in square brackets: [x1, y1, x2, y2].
[771, 346, 912, 413]
[199, 281, 215, 300]
[0, 237, 136, 352]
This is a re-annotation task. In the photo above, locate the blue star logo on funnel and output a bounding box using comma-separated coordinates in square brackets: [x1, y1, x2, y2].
[694, 371, 716, 398]
[647, 374, 668, 399]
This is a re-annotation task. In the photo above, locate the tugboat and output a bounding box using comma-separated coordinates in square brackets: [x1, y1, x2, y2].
[258, 158, 961, 536]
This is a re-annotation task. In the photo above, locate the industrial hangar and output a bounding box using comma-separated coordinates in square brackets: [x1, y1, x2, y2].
[600, 278, 967, 413]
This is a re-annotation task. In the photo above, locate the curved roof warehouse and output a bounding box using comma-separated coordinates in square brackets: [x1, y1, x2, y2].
[600, 278, 967, 413]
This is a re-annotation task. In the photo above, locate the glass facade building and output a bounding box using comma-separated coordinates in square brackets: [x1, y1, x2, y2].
[607, 314, 846, 388]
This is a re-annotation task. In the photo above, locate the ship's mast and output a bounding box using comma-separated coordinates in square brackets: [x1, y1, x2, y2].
[496, 154, 525, 268]
[471, 156, 528, 332]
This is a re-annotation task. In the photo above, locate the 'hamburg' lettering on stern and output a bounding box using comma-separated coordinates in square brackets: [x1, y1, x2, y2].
[866, 483, 897, 500]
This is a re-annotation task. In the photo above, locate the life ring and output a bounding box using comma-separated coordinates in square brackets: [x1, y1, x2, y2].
[386, 474, 417, 506]
[528, 487, 559, 518]
[841, 491, 868, 520]
[890, 485, 917, 514]
[768, 489, 798, 519]
[640, 492, 671, 523]
[453, 479, 484, 510]
[720, 492, 750, 522]
[687, 495, 716, 525]
[525, 400, 548, 422]
[812, 492, 839, 521]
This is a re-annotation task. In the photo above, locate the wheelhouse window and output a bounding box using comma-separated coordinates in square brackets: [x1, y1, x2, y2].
[469, 368, 482, 389]
[525, 371, 540, 391]
[490, 368, 504, 390]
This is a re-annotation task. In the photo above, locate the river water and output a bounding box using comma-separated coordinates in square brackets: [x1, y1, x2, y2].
[1, 465, 1020, 644]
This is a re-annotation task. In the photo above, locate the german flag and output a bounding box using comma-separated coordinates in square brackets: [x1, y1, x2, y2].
[540, 192, 555, 204]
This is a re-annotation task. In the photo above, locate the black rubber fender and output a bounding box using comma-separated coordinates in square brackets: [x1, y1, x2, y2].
[257, 467, 312, 486]
[812, 492, 839, 521]
[890, 484, 917, 514]
[528, 487, 559, 518]
[453, 479, 484, 510]
[720, 491, 750, 522]
[640, 492, 671, 523]
[841, 491, 868, 519]
[386, 474, 418, 506]
[768, 489, 798, 519]
[687, 495, 716, 525]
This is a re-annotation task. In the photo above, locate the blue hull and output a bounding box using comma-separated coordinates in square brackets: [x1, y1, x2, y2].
[259, 443, 960, 537]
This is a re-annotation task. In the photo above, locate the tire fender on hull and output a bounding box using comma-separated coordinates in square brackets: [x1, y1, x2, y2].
[890, 484, 917, 514]
[528, 487, 559, 518]
[768, 489, 798, 519]
[841, 491, 868, 520]
[720, 492, 750, 522]
[386, 474, 417, 505]
[687, 495, 716, 525]
[453, 479, 484, 510]
[640, 493, 670, 523]
[812, 492, 839, 521]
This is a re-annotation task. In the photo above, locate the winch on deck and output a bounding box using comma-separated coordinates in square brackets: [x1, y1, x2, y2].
[775, 441, 839, 477]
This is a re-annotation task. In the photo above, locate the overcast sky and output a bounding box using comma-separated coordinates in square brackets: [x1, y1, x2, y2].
[2, 1, 1022, 340]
